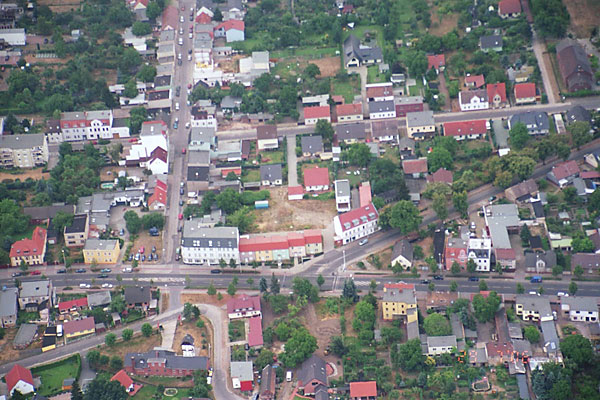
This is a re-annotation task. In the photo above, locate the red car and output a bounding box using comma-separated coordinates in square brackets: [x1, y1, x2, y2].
[178, 213, 183, 220]
[187, 83, 192, 89]
[31, 270, 41, 275]
[182, 148, 186, 154]
[139, 246, 145, 254]
[129, 138, 138, 143]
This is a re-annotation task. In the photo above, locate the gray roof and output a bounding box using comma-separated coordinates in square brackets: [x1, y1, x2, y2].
[516, 374, 530, 399]
[20, 280, 51, 298]
[392, 239, 413, 264]
[230, 361, 254, 381]
[124, 286, 152, 304]
[480, 35, 503, 49]
[0, 288, 18, 318]
[510, 111, 549, 132]
[343, 34, 383, 64]
[485, 204, 520, 249]
[188, 150, 211, 166]
[525, 251, 556, 269]
[182, 223, 238, 248]
[24, 204, 75, 221]
[125, 349, 209, 370]
[334, 123, 366, 141]
[0, 133, 45, 149]
[371, 119, 399, 138]
[189, 126, 216, 144]
[297, 354, 327, 387]
[221, 96, 242, 109]
[252, 51, 269, 65]
[427, 335, 457, 348]
[64, 214, 87, 234]
[566, 105, 592, 125]
[301, 135, 324, 154]
[87, 290, 112, 307]
[562, 296, 598, 312]
[516, 295, 552, 319]
[14, 323, 37, 347]
[383, 287, 416, 304]
[187, 166, 210, 182]
[159, 30, 175, 42]
[406, 111, 434, 127]
[260, 164, 282, 182]
[368, 100, 395, 114]
[84, 239, 118, 251]
[334, 179, 351, 197]
[540, 320, 559, 355]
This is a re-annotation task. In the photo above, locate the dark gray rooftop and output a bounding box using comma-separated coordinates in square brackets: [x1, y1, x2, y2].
[301, 135, 324, 154]
[260, 164, 283, 182]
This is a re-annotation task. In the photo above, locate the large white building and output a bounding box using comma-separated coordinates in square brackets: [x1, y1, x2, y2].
[467, 238, 492, 272]
[0, 134, 49, 169]
[333, 203, 379, 245]
[181, 223, 240, 265]
[561, 297, 599, 323]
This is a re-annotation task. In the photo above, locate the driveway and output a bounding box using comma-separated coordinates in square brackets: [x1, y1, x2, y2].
[493, 119, 510, 149]
[286, 134, 298, 186]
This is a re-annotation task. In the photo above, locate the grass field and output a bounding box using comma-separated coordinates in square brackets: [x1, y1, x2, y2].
[367, 65, 387, 84]
[271, 46, 338, 60]
[31, 354, 81, 396]
[242, 168, 261, 183]
[332, 74, 361, 103]
[132, 384, 193, 399]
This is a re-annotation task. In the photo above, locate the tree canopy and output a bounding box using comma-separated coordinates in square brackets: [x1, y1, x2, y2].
[423, 313, 452, 336]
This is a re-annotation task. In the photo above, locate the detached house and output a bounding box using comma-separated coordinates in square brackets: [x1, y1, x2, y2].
[427, 168, 453, 185]
[18, 280, 53, 311]
[125, 349, 209, 376]
[260, 164, 283, 186]
[227, 295, 261, 319]
[366, 83, 394, 102]
[427, 54, 445, 72]
[0, 288, 18, 327]
[333, 203, 379, 245]
[213, 20, 245, 42]
[350, 381, 377, 400]
[371, 120, 399, 143]
[406, 111, 435, 139]
[124, 286, 152, 312]
[304, 106, 331, 125]
[515, 295, 553, 322]
[479, 35, 503, 52]
[6, 364, 34, 396]
[301, 135, 324, 157]
[487, 83, 507, 108]
[498, 0, 521, 18]
[335, 123, 366, 144]
[297, 355, 328, 397]
[514, 83, 536, 104]
[304, 167, 330, 192]
[556, 39, 593, 92]
[509, 111, 549, 135]
[381, 283, 417, 321]
[427, 335, 457, 355]
[391, 239, 414, 269]
[547, 160, 580, 188]
[334, 179, 351, 213]
[10, 226, 47, 267]
[343, 34, 383, 68]
[256, 125, 278, 150]
[402, 158, 428, 178]
[459, 89, 489, 111]
[443, 120, 487, 140]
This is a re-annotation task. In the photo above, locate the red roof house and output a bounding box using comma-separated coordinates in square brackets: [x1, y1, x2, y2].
[9, 226, 47, 266]
[304, 106, 331, 124]
[487, 83, 507, 108]
[427, 54, 445, 71]
[303, 167, 330, 192]
[402, 158, 428, 176]
[6, 364, 34, 396]
[581, 171, 600, 180]
[195, 12, 212, 24]
[514, 83, 536, 104]
[148, 180, 168, 209]
[214, 19, 245, 33]
[427, 168, 453, 185]
[498, 0, 521, 17]
[366, 84, 393, 100]
[465, 74, 485, 89]
[336, 103, 363, 121]
[350, 381, 377, 399]
[63, 316, 95, 338]
[342, 4, 354, 13]
[161, 5, 178, 31]
[58, 297, 88, 314]
[227, 295, 262, 319]
[549, 160, 580, 185]
[111, 369, 141, 396]
[443, 120, 487, 140]
[247, 316, 263, 347]
[384, 282, 415, 290]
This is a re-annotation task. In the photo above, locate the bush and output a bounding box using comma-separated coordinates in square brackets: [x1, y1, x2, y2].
[122, 328, 133, 341]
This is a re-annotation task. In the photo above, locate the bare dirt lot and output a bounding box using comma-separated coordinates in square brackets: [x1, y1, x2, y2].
[0, 167, 49, 181]
[172, 316, 211, 357]
[0, 327, 42, 364]
[429, 8, 459, 36]
[97, 332, 161, 360]
[180, 292, 233, 307]
[564, 0, 600, 37]
[37, 0, 81, 13]
[308, 57, 341, 78]
[253, 187, 337, 232]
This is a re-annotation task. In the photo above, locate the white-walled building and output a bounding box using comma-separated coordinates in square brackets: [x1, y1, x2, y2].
[333, 203, 379, 245]
[467, 238, 492, 272]
[334, 180, 351, 213]
[426, 335, 457, 356]
[458, 90, 489, 112]
[561, 297, 599, 323]
[181, 223, 240, 265]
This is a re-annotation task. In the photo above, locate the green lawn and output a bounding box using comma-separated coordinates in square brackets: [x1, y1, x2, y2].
[337, 168, 364, 187]
[229, 320, 246, 342]
[132, 384, 193, 399]
[344, 25, 385, 49]
[31, 354, 81, 397]
[332, 77, 361, 103]
[242, 168, 261, 183]
[271, 46, 338, 60]
[367, 65, 387, 84]
[260, 150, 284, 164]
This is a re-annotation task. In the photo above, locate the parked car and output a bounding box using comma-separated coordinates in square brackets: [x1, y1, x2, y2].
[31, 270, 41, 275]
[75, 268, 86, 273]
[119, 228, 125, 236]
[152, 246, 156, 253]
[139, 246, 145, 254]
[56, 269, 67, 274]
[141, 255, 146, 262]
[468, 276, 479, 281]
[101, 268, 111, 273]
[123, 267, 133, 273]
[358, 239, 368, 246]
[433, 275, 444, 280]
[128, 254, 133, 261]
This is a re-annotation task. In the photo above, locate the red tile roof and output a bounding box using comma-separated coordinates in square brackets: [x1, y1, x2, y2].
[221, 167, 242, 177]
[427, 168, 453, 184]
[58, 297, 88, 312]
[240, 380, 253, 391]
[366, 85, 393, 99]
[304, 106, 330, 119]
[304, 167, 330, 188]
[287, 185, 304, 196]
[6, 364, 33, 393]
[227, 295, 261, 315]
[215, 19, 244, 32]
[427, 54, 445, 70]
[150, 146, 168, 163]
[63, 316, 95, 335]
[499, 0, 521, 15]
[196, 12, 212, 23]
[552, 160, 580, 180]
[111, 370, 133, 390]
[514, 83, 536, 99]
[336, 103, 362, 117]
[342, 4, 354, 13]
[148, 185, 167, 207]
[465, 74, 485, 88]
[350, 381, 377, 398]
[287, 232, 305, 247]
[161, 5, 178, 30]
[247, 316, 263, 347]
[337, 203, 379, 232]
[384, 282, 415, 290]
[495, 248, 516, 260]
[443, 120, 487, 137]
[10, 226, 47, 259]
[486, 82, 507, 103]
[239, 235, 289, 252]
[581, 171, 600, 179]
[303, 229, 322, 244]
[359, 182, 372, 207]
[402, 158, 428, 174]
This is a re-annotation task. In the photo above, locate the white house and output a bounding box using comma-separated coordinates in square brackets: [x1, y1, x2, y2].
[214, 20, 245, 42]
[181, 224, 240, 265]
[561, 297, 599, 323]
[467, 238, 492, 272]
[458, 90, 489, 112]
[227, 295, 262, 319]
[6, 365, 34, 396]
[334, 180, 351, 213]
[333, 203, 379, 245]
[368, 100, 396, 120]
[426, 335, 457, 356]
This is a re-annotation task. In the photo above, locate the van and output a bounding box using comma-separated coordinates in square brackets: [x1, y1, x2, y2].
[286, 371, 292, 382]
[530, 276, 542, 283]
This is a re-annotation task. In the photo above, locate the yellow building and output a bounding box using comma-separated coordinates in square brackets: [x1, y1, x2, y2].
[63, 317, 95, 341]
[381, 285, 417, 321]
[83, 239, 120, 264]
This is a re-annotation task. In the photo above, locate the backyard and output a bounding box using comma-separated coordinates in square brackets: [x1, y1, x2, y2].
[31, 354, 81, 397]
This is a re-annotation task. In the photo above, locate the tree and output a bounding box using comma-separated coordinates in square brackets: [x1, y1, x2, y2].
[105, 332, 117, 346]
[571, 236, 594, 253]
[124, 211, 142, 234]
[317, 274, 325, 289]
[560, 334, 593, 369]
[227, 281, 237, 296]
[279, 327, 318, 368]
[304, 63, 321, 79]
[226, 207, 255, 233]
[71, 381, 84, 400]
[146, 1, 161, 19]
[509, 122, 530, 148]
[428, 282, 435, 292]
[427, 147, 453, 173]
[423, 313, 452, 336]
[516, 283, 525, 294]
[432, 192, 448, 221]
[394, 338, 426, 371]
[141, 213, 165, 230]
[122, 328, 133, 341]
[269, 294, 288, 314]
[86, 350, 101, 370]
[467, 259, 477, 274]
[110, 356, 123, 370]
[520, 224, 531, 245]
[523, 325, 540, 343]
[53, 211, 74, 236]
[573, 264, 584, 278]
[384, 200, 422, 233]
[568, 281, 578, 295]
[451, 261, 460, 275]
[128, 106, 147, 134]
[353, 300, 376, 333]
[472, 292, 501, 322]
[255, 348, 275, 370]
[141, 323, 153, 337]
[259, 277, 268, 293]
[292, 277, 319, 303]
[315, 120, 334, 146]
[346, 143, 372, 167]
[450, 281, 458, 292]
[270, 274, 280, 294]
[216, 188, 242, 214]
[452, 191, 468, 218]
[83, 376, 128, 400]
[342, 279, 357, 301]
[207, 282, 217, 295]
[478, 280, 488, 291]
[569, 121, 592, 149]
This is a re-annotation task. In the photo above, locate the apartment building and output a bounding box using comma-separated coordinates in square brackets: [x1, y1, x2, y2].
[333, 203, 379, 245]
[83, 239, 121, 264]
[10, 227, 47, 267]
[0, 134, 49, 168]
[181, 224, 240, 265]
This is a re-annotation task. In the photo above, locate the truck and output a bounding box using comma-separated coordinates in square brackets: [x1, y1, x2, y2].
[530, 276, 542, 283]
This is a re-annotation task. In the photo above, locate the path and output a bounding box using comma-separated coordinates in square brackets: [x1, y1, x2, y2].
[286, 133, 298, 186]
[438, 72, 452, 111]
[356, 66, 368, 118]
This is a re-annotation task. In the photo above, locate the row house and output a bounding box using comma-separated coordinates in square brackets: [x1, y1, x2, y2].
[191, 103, 218, 129]
[125, 350, 209, 376]
[368, 100, 396, 120]
[60, 110, 114, 142]
[83, 239, 121, 264]
[336, 103, 363, 122]
[335, 123, 366, 144]
[0, 288, 18, 328]
[239, 230, 323, 263]
[459, 89, 488, 111]
[213, 19, 245, 42]
[371, 119, 399, 143]
[515, 295, 553, 322]
[394, 96, 423, 117]
[58, 297, 88, 315]
[181, 225, 240, 265]
[443, 120, 487, 140]
[445, 237, 468, 271]
[333, 203, 379, 246]
[468, 238, 492, 272]
[18, 280, 53, 311]
[406, 111, 435, 140]
[0, 134, 49, 169]
[304, 106, 331, 125]
[561, 297, 598, 323]
[366, 83, 394, 102]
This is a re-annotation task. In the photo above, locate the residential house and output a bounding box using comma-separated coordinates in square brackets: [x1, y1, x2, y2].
[239, 230, 323, 262]
[58, 297, 88, 315]
[181, 224, 239, 265]
[368, 100, 396, 120]
[18, 280, 53, 311]
[248, 316, 263, 348]
[160, 5, 178, 30]
[304, 106, 331, 125]
[87, 291, 112, 308]
[366, 83, 394, 102]
[505, 179, 538, 203]
[359, 182, 372, 208]
[0, 134, 49, 168]
[561, 297, 598, 322]
[335, 123, 366, 143]
[63, 317, 95, 341]
[391, 239, 413, 269]
[402, 158, 428, 178]
[468, 238, 492, 272]
[260, 164, 283, 186]
[189, 126, 216, 151]
[256, 125, 278, 150]
[83, 239, 120, 264]
[427, 54, 445, 72]
[371, 120, 399, 143]
[427, 168, 453, 185]
[64, 214, 88, 247]
[301, 135, 324, 156]
[343, 34, 383, 68]
[426, 335, 457, 355]
[227, 295, 261, 319]
[406, 111, 435, 139]
[297, 355, 328, 396]
[487, 82, 507, 108]
[259, 365, 276, 399]
[445, 237, 468, 270]
[571, 253, 600, 274]
[334, 180, 351, 213]
[443, 120, 487, 140]
[515, 295, 553, 321]
[333, 203, 379, 245]
[381, 284, 417, 321]
[0, 288, 18, 327]
[213, 20, 244, 42]
[566, 105, 592, 126]
[556, 39, 593, 92]
[187, 166, 210, 193]
[336, 103, 363, 122]
[525, 251, 557, 273]
[304, 167, 330, 192]
[221, 96, 242, 114]
[23, 204, 75, 225]
[349, 381, 377, 400]
[480, 35, 503, 52]
[395, 96, 424, 117]
[498, 0, 521, 18]
[495, 248, 516, 271]
[6, 364, 34, 396]
[10, 226, 47, 267]
[547, 160, 580, 188]
[459, 89, 489, 111]
[124, 286, 152, 312]
[124, 349, 209, 376]
[509, 111, 549, 135]
[465, 74, 485, 89]
[426, 291, 458, 313]
[148, 179, 168, 210]
[230, 361, 254, 391]
[110, 370, 137, 395]
[514, 83, 536, 105]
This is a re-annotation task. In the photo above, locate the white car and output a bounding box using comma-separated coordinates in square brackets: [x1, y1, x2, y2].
[189, 32, 193, 39]
[79, 283, 91, 289]
[187, 54, 192, 61]
[359, 239, 368, 246]
[102, 283, 114, 288]
[180, 15, 184, 22]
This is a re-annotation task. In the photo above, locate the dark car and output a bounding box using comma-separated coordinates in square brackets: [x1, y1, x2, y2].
[56, 269, 67, 274]
[210, 269, 222, 274]
[420, 279, 430, 284]
[75, 268, 86, 273]
[11, 272, 22, 277]
[468, 276, 480, 281]
[433, 275, 444, 280]
[98, 273, 109, 278]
